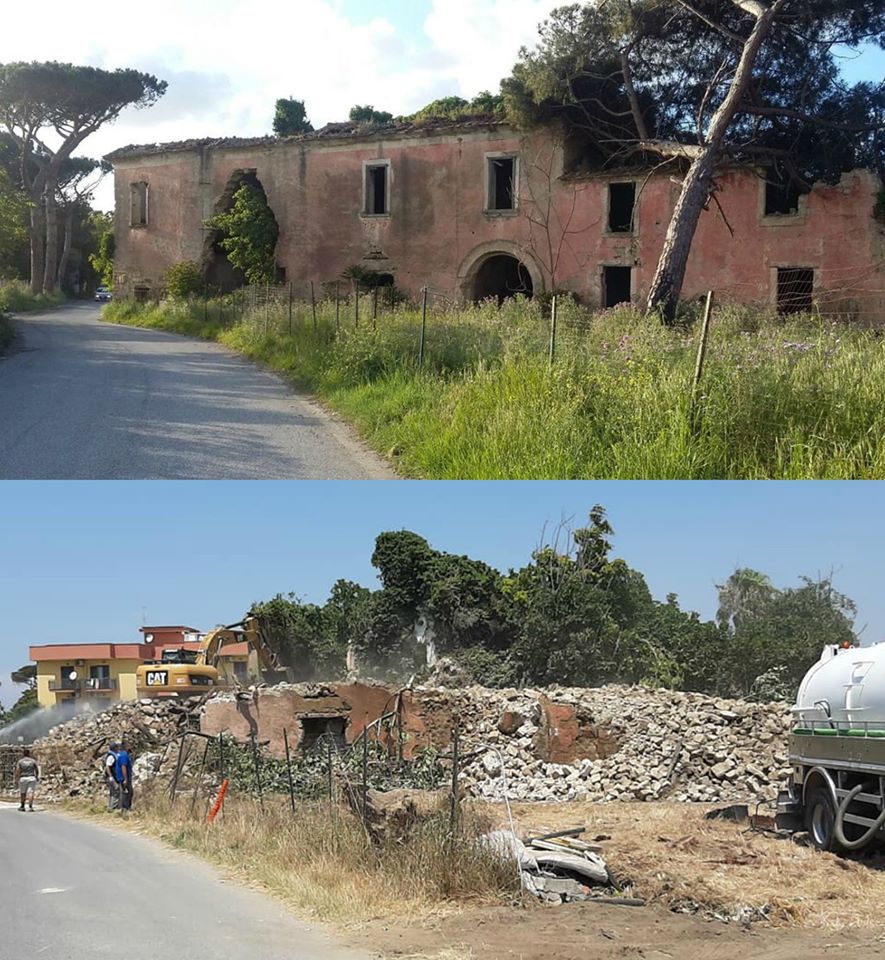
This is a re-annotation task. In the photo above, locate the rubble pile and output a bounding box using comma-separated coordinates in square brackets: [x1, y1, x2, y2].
[25, 682, 793, 806]
[445, 684, 793, 804]
[31, 697, 205, 802]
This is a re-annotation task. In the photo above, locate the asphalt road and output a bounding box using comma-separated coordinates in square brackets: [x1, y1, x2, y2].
[0, 303, 393, 479]
[0, 801, 372, 960]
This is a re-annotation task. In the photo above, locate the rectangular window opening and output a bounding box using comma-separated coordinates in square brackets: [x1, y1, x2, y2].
[488, 157, 516, 211]
[777, 267, 814, 315]
[608, 182, 636, 233]
[603, 266, 632, 308]
[300, 716, 348, 753]
[365, 164, 389, 216]
[130, 182, 148, 227]
[765, 168, 806, 216]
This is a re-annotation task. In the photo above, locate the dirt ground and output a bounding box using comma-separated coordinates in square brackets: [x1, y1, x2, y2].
[347, 800, 885, 960]
[347, 900, 885, 960]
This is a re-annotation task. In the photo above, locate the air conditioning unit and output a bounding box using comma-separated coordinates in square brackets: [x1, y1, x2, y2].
[75, 659, 86, 666]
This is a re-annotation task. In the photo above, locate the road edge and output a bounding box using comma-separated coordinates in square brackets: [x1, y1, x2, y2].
[100, 312, 399, 480]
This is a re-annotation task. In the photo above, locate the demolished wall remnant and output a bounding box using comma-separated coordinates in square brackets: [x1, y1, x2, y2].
[26, 682, 792, 806]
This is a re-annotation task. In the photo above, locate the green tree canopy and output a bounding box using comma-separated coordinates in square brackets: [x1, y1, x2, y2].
[205, 181, 279, 285]
[273, 97, 313, 136]
[409, 92, 505, 122]
[349, 105, 394, 125]
[244, 508, 859, 699]
[0, 62, 166, 294]
[503, 1, 885, 320]
[0, 167, 28, 274]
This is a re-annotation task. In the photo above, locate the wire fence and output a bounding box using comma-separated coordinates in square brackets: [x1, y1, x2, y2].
[185, 270, 885, 370]
[0, 745, 26, 794]
[158, 712, 465, 832]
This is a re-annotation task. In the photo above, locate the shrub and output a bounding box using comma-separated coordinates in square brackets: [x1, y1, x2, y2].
[164, 261, 204, 300]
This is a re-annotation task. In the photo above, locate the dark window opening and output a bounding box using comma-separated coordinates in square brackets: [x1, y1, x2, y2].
[233, 661, 249, 683]
[133, 285, 151, 303]
[130, 182, 148, 227]
[608, 182, 636, 233]
[488, 157, 516, 211]
[365, 164, 389, 215]
[275, 265, 287, 284]
[777, 267, 814, 315]
[765, 168, 807, 216]
[300, 716, 347, 753]
[603, 266, 632, 308]
[472, 254, 534, 303]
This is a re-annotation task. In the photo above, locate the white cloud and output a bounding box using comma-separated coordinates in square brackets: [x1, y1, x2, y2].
[0, 0, 559, 209]
[423, 0, 552, 95]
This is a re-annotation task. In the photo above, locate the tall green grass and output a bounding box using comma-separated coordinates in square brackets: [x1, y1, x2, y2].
[102, 295, 885, 479]
[0, 279, 64, 314]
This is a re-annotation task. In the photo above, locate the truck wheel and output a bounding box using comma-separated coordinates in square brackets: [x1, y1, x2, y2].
[805, 787, 838, 852]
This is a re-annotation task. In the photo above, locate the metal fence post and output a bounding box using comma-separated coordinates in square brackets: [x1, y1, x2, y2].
[250, 733, 264, 809]
[362, 724, 369, 828]
[690, 291, 715, 436]
[190, 739, 211, 818]
[288, 281, 293, 335]
[419, 286, 428, 368]
[354, 280, 360, 327]
[326, 736, 334, 816]
[264, 283, 270, 337]
[311, 280, 317, 332]
[450, 714, 460, 837]
[372, 286, 378, 329]
[549, 294, 558, 366]
[283, 727, 296, 815]
[335, 281, 341, 333]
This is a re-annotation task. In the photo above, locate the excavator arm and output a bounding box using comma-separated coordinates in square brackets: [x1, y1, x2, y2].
[225, 617, 294, 683]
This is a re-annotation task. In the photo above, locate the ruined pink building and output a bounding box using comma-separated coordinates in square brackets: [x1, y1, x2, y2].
[107, 118, 884, 319]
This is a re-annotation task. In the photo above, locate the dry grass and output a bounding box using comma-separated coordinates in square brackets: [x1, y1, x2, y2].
[507, 801, 885, 930]
[68, 792, 518, 926]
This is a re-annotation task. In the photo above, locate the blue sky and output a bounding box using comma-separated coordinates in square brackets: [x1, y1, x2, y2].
[1, 0, 881, 211]
[2, 481, 884, 706]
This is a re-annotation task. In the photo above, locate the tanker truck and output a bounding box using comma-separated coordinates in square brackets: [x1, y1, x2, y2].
[778, 641, 885, 852]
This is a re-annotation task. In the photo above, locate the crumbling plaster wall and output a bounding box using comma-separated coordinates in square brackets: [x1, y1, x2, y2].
[111, 128, 884, 319]
[199, 683, 616, 763]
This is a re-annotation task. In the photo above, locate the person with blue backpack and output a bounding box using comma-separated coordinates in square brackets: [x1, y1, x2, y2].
[117, 740, 134, 811]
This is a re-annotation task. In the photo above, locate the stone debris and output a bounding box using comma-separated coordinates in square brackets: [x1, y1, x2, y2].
[22, 682, 792, 807]
[446, 684, 792, 805]
[30, 697, 206, 802]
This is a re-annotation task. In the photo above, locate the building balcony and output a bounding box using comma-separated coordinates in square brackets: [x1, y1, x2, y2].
[48, 677, 117, 694]
[82, 677, 117, 693]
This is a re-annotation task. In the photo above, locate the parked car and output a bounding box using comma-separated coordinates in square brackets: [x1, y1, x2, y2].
[94, 286, 112, 302]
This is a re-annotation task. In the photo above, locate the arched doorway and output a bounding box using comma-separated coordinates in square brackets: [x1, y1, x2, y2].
[202, 170, 279, 292]
[470, 254, 535, 303]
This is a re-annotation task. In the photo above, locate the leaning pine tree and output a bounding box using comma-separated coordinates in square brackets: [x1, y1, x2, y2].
[504, 0, 885, 322]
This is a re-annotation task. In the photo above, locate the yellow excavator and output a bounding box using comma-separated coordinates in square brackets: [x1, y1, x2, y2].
[135, 617, 292, 698]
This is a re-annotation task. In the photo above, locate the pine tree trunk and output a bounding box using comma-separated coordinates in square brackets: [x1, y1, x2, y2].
[28, 204, 45, 296]
[57, 206, 74, 291]
[645, 147, 717, 324]
[42, 191, 59, 295]
[645, 1, 780, 324]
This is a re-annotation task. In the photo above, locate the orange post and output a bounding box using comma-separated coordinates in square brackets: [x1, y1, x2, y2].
[206, 778, 230, 823]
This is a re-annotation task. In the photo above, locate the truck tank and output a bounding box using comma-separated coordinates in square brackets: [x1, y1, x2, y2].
[794, 642, 885, 730]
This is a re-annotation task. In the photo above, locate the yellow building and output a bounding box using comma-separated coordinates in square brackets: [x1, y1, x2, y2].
[30, 626, 256, 709]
